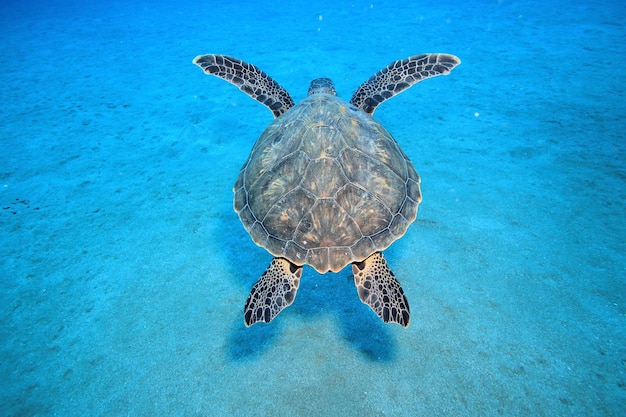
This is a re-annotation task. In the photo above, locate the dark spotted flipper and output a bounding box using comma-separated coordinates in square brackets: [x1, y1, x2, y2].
[352, 252, 410, 327]
[244, 257, 302, 326]
[193, 54, 295, 118]
[350, 53, 461, 115]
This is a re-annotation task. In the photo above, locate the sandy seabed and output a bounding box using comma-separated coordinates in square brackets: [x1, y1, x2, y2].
[1, 0, 624, 416]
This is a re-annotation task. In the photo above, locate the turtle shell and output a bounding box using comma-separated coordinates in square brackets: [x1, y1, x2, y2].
[234, 93, 421, 273]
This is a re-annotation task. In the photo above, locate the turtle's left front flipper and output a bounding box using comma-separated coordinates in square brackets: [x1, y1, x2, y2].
[352, 252, 410, 327]
[244, 257, 302, 326]
[193, 54, 294, 118]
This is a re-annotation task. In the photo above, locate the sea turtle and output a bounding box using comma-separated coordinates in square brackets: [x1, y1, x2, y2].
[193, 53, 460, 327]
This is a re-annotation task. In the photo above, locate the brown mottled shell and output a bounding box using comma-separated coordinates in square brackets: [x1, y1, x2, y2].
[234, 94, 421, 273]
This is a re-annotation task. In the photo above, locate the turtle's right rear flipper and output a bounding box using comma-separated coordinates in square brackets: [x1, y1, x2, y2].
[352, 252, 410, 327]
[244, 257, 302, 326]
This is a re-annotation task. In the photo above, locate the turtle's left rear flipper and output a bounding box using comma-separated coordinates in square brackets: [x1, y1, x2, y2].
[352, 252, 410, 327]
[244, 257, 302, 326]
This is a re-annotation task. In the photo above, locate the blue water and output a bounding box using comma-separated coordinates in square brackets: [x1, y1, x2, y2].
[1, 0, 625, 415]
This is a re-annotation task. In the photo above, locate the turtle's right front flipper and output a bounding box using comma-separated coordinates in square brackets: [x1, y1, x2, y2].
[193, 54, 294, 118]
[350, 53, 461, 115]
[244, 257, 302, 326]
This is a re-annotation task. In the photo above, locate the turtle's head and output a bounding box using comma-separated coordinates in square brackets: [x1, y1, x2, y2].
[308, 78, 336, 96]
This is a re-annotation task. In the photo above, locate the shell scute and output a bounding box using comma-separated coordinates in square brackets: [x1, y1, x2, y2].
[235, 94, 420, 272]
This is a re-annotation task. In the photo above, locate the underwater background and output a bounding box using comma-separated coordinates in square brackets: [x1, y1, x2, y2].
[1, 0, 625, 415]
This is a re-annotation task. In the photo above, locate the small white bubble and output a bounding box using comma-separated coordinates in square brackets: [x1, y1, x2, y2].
[474, 112, 480, 117]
